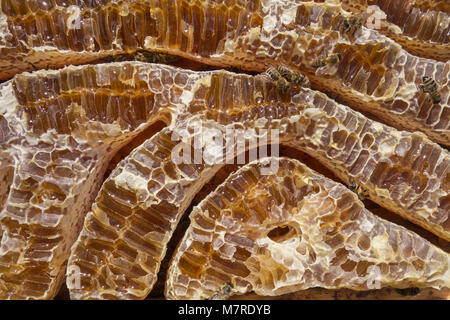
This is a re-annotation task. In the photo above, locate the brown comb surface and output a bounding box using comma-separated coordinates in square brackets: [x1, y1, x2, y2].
[165, 157, 449, 300]
[339, 0, 450, 61]
[0, 62, 448, 299]
[0, 0, 448, 145]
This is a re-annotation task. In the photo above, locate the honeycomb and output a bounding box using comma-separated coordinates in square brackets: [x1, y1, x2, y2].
[166, 157, 449, 299]
[0, 0, 448, 300]
[62, 64, 447, 299]
[0, 0, 448, 144]
[340, 0, 450, 61]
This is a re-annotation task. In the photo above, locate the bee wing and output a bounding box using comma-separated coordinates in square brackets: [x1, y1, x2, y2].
[258, 68, 275, 82]
[315, 64, 339, 77]
[265, 64, 277, 75]
[416, 81, 425, 91]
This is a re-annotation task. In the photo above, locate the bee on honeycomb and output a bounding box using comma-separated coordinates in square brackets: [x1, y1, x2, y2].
[211, 282, 234, 300]
[341, 14, 365, 37]
[100, 51, 179, 64]
[265, 67, 291, 93]
[349, 178, 369, 201]
[277, 65, 310, 88]
[134, 51, 180, 64]
[312, 53, 343, 68]
[420, 76, 441, 104]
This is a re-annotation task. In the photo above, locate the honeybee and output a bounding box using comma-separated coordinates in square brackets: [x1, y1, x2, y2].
[312, 53, 342, 68]
[420, 76, 441, 104]
[266, 67, 291, 93]
[211, 282, 234, 300]
[349, 178, 369, 201]
[134, 51, 180, 64]
[100, 53, 132, 63]
[276, 65, 310, 88]
[342, 14, 365, 37]
[100, 51, 179, 64]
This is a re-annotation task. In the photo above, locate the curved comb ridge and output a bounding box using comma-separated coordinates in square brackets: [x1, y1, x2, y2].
[165, 157, 450, 299]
